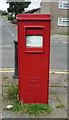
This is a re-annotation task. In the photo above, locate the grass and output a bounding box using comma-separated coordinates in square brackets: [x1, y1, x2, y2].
[49, 86, 66, 87]
[51, 71, 55, 74]
[4, 85, 53, 116]
[55, 94, 65, 109]
[56, 104, 65, 108]
[6, 100, 53, 116]
[0, 15, 8, 18]
[55, 95, 65, 108]
[64, 79, 67, 82]
[55, 94, 61, 104]
[56, 33, 69, 36]
[2, 76, 8, 80]
[6, 85, 18, 100]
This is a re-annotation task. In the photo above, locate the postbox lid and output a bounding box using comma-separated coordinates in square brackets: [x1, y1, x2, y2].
[16, 14, 51, 21]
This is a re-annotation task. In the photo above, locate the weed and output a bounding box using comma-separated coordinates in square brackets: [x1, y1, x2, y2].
[56, 33, 69, 36]
[2, 76, 8, 80]
[11, 101, 53, 116]
[6, 85, 18, 100]
[55, 95, 61, 104]
[56, 104, 65, 108]
[55, 95, 65, 109]
[64, 79, 67, 82]
[4, 85, 53, 116]
[2, 16, 8, 18]
[2, 85, 10, 87]
[51, 71, 55, 74]
[49, 86, 65, 87]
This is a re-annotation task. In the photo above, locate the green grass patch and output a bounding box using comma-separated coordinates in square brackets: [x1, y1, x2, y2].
[55, 94, 61, 104]
[2, 16, 8, 18]
[6, 85, 18, 100]
[8, 100, 53, 116]
[4, 85, 53, 116]
[0, 15, 8, 18]
[51, 71, 55, 74]
[49, 86, 66, 87]
[56, 104, 65, 108]
[2, 76, 8, 79]
[55, 95, 65, 108]
[1, 85, 11, 87]
[64, 79, 67, 82]
[56, 33, 69, 36]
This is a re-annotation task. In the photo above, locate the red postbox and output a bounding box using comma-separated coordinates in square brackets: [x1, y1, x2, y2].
[17, 14, 51, 104]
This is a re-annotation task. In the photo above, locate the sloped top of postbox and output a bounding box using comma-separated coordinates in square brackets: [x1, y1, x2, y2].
[16, 14, 51, 21]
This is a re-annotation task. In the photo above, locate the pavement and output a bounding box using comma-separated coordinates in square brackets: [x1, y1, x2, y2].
[0, 71, 68, 119]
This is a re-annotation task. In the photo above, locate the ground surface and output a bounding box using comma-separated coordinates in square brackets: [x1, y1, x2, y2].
[0, 72, 67, 119]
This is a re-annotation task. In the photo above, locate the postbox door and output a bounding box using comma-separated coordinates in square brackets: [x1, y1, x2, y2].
[18, 25, 50, 104]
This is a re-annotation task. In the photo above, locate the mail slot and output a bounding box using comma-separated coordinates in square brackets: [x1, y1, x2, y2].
[17, 14, 51, 104]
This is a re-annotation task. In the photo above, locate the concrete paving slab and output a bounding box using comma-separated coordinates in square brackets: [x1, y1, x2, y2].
[56, 94, 67, 110]
[49, 87, 67, 94]
[49, 73, 67, 87]
[49, 94, 60, 108]
[31, 109, 67, 118]
[67, 94, 69, 112]
[2, 110, 30, 118]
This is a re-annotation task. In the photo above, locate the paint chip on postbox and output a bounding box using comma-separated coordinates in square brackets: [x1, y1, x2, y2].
[26, 35, 43, 47]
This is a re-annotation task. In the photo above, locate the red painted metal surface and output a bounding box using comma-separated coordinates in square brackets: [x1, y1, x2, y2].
[17, 14, 51, 104]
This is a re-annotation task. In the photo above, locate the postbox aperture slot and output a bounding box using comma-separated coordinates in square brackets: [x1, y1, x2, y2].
[26, 35, 43, 47]
[26, 28, 43, 35]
